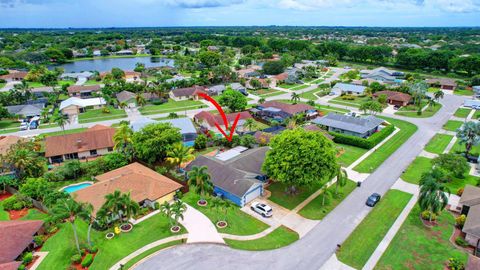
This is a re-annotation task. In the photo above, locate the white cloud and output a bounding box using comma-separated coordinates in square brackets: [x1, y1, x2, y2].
[165, 0, 245, 8]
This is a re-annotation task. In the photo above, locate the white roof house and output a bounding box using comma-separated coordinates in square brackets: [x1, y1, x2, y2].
[60, 97, 106, 111]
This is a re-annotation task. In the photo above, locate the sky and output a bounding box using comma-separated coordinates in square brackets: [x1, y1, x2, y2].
[0, 0, 480, 28]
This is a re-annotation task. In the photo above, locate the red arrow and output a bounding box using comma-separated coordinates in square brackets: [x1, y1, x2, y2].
[198, 92, 240, 142]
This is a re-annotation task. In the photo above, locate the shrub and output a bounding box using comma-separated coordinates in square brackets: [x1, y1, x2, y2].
[456, 214, 466, 228]
[448, 257, 465, 270]
[22, 252, 33, 264]
[13, 202, 24, 210]
[101, 107, 111, 114]
[194, 134, 207, 150]
[18, 264, 26, 270]
[33, 235, 45, 246]
[81, 254, 93, 268]
[455, 236, 469, 247]
[457, 188, 464, 196]
[43, 170, 65, 182]
[70, 254, 81, 264]
[330, 124, 395, 149]
[88, 245, 98, 253]
[341, 94, 355, 100]
[2, 195, 18, 210]
[155, 166, 168, 175]
[421, 210, 437, 221]
[153, 202, 160, 210]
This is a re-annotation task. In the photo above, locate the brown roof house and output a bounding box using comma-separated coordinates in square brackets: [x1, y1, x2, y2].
[0, 220, 44, 270]
[193, 111, 253, 133]
[426, 78, 458, 91]
[250, 101, 317, 122]
[169, 85, 206, 101]
[67, 85, 102, 99]
[45, 125, 115, 163]
[459, 185, 480, 247]
[72, 162, 182, 214]
[0, 70, 28, 82]
[0, 136, 25, 156]
[373, 90, 412, 107]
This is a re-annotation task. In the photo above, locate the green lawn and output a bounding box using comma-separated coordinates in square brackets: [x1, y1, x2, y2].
[298, 180, 357, 220]
[299, 88, 328, 100]
[445, 175, 480, 195]
[40, 128, 88, 138]
[375, 206, 468, 270]
[397, 100, 428, 112]
[0, 119, 20, 129]
[329, 96, 372, 108]
[182, 193, 269, 235]
[449, 138, 480, 156]
[401, 157, 432, 184]
[122, 240, 184, 269]
[38, 213, 184, 270]
[0, 201, 9, 221]
[291, 84, 310, 91]
[310, 78, 325, 84]
[0, 82, 6, 89]
[139, 99, 206, 115]
[224, 226, 299, 250]
[395, 103, 442, 118]
[443, 120, 463, 131]
[278, 83, 300, 89]
[20, 209, 49, 220]
[27, 81, 45, 88]
[78, 106, 127, 123]
[424, 134, 453, 154]
[268, 181, 325, 210]
[249, 88, 284, 97]
[454, 108, 472, 118]
[354, 117, 418, 173]
[57, 80, 75, 87]
[337, 190, 413, 269]
[454, 89, 473, 96]
[336, 144, 368, 167]
[84, 80, 102, 86]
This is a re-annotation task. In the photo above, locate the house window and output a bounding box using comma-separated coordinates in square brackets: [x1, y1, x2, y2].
[90, 149, 97, 156]
[65, 153, 79, 160]
[107, 147, 113, 152]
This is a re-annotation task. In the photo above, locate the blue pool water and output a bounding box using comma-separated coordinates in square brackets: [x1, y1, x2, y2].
[183, 141, 195, 147]
[63, 183, 92, 193]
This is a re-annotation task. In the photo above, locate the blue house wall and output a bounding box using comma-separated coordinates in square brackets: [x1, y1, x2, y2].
[214, 186, 243, 206]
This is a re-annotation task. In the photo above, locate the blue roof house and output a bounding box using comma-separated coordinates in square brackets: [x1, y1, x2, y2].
[131, 117, 198, 145]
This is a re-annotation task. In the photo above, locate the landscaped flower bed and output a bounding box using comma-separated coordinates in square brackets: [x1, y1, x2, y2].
[120, 223, 133, 233]
[197, 200, 208, 206]
[170, 225, 181, 233]
[216, 221, 228, 228]
[105, 232, 115, 240]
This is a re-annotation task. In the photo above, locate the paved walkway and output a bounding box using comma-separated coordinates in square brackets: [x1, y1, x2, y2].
[31, 252, 49, 270]
[444, 135, 458, 153]
[320, 254, 355, 270]
[179, 204, 225, 244]
[419, 150, 438, 159]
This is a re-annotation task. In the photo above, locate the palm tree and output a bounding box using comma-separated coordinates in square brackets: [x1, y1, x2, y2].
[103, 190, 123, 222]
[135, 93, 146, 107]
[160, 202, 174, 227]
[119, 192, 140, 222]
[84, 203, 95, 247]
[335, 167, 348, 195]
[456, 121, 480, 156]
[418, 177, 450, 222]
[187, 166, 214, 204]
[243, 118, 257, 132]
[171, 200, 187, 227]
[408, 81, 427, 111]
[50, 198, 87, 255]
[434, 90, 444, 103]
[52, 112, 69, 135]
[321, 185, 333, 206]
[291, 92, 300, 104]
[113, 123, 134, 160]
[118, 101, 127, 109]
[258, 97, 266, 104]
[427, 98, 436, 110]
[212, 197, 233, 223]
[166, 143, 195, 171]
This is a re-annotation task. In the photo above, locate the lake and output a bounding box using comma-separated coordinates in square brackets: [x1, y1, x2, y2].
[56, 57, 175, 73]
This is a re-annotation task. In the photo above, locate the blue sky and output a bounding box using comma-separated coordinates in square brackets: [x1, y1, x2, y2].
[0, 0, 479, 28]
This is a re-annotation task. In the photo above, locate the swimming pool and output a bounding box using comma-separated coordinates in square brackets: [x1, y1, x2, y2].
[62, 183, 92, 193]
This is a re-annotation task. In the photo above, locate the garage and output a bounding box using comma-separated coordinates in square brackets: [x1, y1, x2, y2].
[243, 184, 263, 206]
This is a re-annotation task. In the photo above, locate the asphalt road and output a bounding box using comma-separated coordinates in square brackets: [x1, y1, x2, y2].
[134, 94, 465, 270]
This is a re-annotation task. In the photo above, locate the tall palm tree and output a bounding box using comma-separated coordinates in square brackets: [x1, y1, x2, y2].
[52, 112, 69, 135]
[243, 118, 257, 132]
[187, 166, 214, 203]
[212, 197, 233, 222]
[321, 185, 333, 206]
[103, 190, 123, 222]
[135, 93, 146, 107]
[418, 178, 450, 222]
[291, 92, 300, 104]
[434, 90, 444, 103]
[160, 202, 174, 227]
[119, 192, 140, 222]
[408, 81, 427, 111]
[166, 143, 195, 171]
[335, 167, 348, 195]
[427, 98, 436, 110]
[113, 123, 134, 160]
[456, 121, 480, 156]
[171, 200, 187, 227]
[50, 198, 88, 255]
[84, 203, 95, 247]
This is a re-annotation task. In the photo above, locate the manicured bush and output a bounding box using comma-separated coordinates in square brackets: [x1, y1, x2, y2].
[456, 214, 466, 228]
[455, 236, 469, 247]
[330, 124, 395, 149]
[33, 235, 45, 246]
[13, 202, 24, 210]
[18, 264, 25, 270]
[88, 245, 98, 253]
[81, 254, 93, 268]
[448, 257, 465, 270]
[2, 195, 18, 210]
[421, 210, 437, 221]
[194, 134, 207, 150]
[70, 254, 81, 264]
[153, 201, 160, 210]
[22, 252, 33, 264]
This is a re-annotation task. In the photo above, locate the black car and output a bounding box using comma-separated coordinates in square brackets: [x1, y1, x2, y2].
[366, 193, 381, 207]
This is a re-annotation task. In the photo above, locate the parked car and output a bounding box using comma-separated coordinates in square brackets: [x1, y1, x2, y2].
[329, 92, 336, 96]
[20, 122, 28, 130]
[366, 193, 381, 207]
[250, 202, 273, 217]
[393, 105, 400, 110]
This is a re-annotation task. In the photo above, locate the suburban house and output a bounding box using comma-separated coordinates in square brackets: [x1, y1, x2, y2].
[473, 86, 480, 98]
[67, 85, 102, 98]
[0, 70, 28, 82]
[458, 185, 480, 247]
[60, 97, 106, 116]
[6, 103, 44, 118]
[30, 86, 54, 98]
[250, 101, 317, 122]
[360, 67, 404, 84]
[230, 83, 248, 95]
[426, 78, 457, 91]
[312, 113, 385, 138]
[207, 85, 226, 96]
[236, 65, 261, 78]
[60, 71, 94, 81]
[170, 85, 207, 101]
[373, 90, 412, 107]
[45, 125, 115, 163]
[186, 146, 269, 206]
[124, 71, 142, 81]
[464, 99, 480, 108]
[116, 49, 134, 55]
[193, 111, 253, 133]
[0, 220, 44, 270]
[246, 78, 276, 89]
[0, 135, 25, 156]
[73, 162, 183, 214]
[332, 83, 367, 96]
[131, 117, 198, 145]
[116, 90, 137, 107]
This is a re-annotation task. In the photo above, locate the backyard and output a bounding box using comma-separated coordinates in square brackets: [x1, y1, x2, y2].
[139, 99, 206, 115]
[78, 106, 127, 123]
[336, 144, 368, 167]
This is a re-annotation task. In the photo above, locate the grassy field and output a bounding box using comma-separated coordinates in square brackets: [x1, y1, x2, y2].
[336, 144, 368, 167]
[278, 83, 301, 89]
[337, 190, 413, 269]
[139, 99, 206, 115]
[354, 117, 418, 173]
[182, 193, 269, 235]
[401, 157, 432, 184]
[249, 88, 285, 97]
[224, 226, 299, 250]
[298, 180, 357, 220]
[375, 206, 468, 270]
[299, 88, 327, 100]
[0, 82, 5, 89]
[0, 119, 20, 129]
[424, 134, 453, 154]
[78, 106, 127, 123]
[443, 120, 463, 131]
[291, 84, 310, 91]
[454, 89, 473, 96]
[268, 181, 325, 210]
[122, 240, 184, 269]
[454, 108, 472, 118]
[329, 96, 372, 108]
[395, 103, 442, 118]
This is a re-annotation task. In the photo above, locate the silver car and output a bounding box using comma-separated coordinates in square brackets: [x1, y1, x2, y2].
[250, 202, 273, 217]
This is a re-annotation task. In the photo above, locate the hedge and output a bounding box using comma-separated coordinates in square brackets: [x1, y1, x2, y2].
[330, 124, 395, 149]
[81, 254, 93, 268]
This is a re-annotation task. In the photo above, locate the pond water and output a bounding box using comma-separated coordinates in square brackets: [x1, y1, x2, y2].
[55, 57, 175, 73]
[62, 182, 92, 193]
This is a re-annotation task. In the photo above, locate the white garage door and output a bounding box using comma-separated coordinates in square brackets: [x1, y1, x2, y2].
[243, 185, 262, 205]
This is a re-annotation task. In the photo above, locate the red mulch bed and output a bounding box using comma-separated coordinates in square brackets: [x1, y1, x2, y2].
[72, 252, 97, 270]
[0, 192, 12, 201]
[9, 208, 28, 220]
[25, 255, 40, 269]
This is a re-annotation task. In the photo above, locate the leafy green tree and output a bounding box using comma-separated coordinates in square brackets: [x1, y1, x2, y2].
[135, 93, 146, 107]
[456, 121, 480, 156]
[408, 81, 427, 111]
[194, 134, 208, 150]
[132, 123, 182, 164]
[198, 51, 221, 68]
[359, 100, 383, 115]
[166, 143, 195, 171]
[432, 153, 470, 179]
[113, 123, 134, 160]
[262, 128, 338, 193]
[2, 141, 46, 179]
[0, 175, 14, 194]
[240, 134, 256, 148]
[243, 118, 257, 132]
[418, 177, 450, 222]
[52, 112, 69, 135]
[262, 61, 285, 75]
[434, 90, 444, 103]
[111, 68, 125, 80]
[335, 167, 348, 195]
[218, 89, 247, 112]
[187, 166, 213, 203]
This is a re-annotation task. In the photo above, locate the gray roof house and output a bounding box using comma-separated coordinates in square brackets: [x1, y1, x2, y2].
[6, 103, 44, 117]
[186, 147, 269, 206]
[130, 117, 197, 144]
[360, 67, 404, 84]
[332, 83, 367, 95]
[312, 113, 384, 138]
[231, 83, 248, 95]
[207, 85, 226, 96]
[459, 185, 480, 247]
[116, 90, 137, 104]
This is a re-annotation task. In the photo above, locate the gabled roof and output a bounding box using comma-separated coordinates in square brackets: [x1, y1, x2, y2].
[6, 104, 43, 117]
[230, 83, 245, 91]
[0, 71, 27, 80]
[259, 101, 314, 115]
[463, 204, 480, 238]
[45, 125, 115, 157]
[116, 90, 136, 103]
[186, 147, 269, 197]
[0, 261, 22, 270]
[130, 117, 197, 135]
[460, 185, 480, 207]
[73, 162, 182, 214]
[333, 83, 366, 94]
[426, 78, 457, 87]
[312, 113, 384, 134]
[171, 85, 206, 97]
[60, 97, 106, 110]
[67, 85, 101, 94]
[0, 220, 43, 264]
[194, 111, 252, 127]
[208, 85, 226, 94]
[374, 90, 412, 103]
